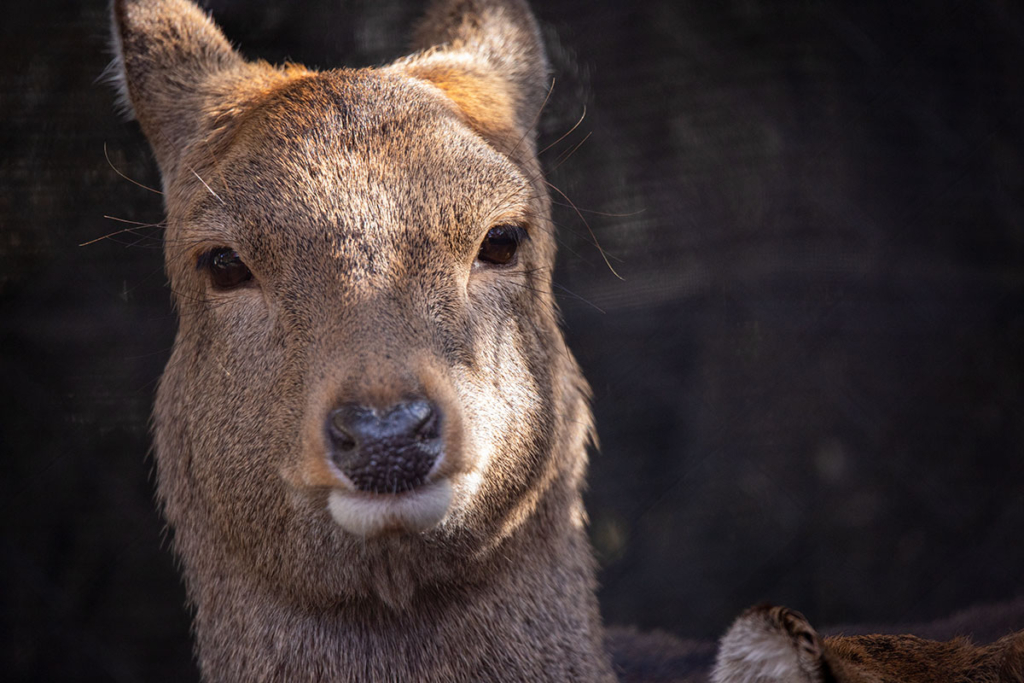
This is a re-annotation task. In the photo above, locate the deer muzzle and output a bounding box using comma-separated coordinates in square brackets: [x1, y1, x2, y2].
[326, 399, 443, 494]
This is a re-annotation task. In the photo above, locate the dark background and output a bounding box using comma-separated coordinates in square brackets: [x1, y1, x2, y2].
[2, 0, 1023, 680]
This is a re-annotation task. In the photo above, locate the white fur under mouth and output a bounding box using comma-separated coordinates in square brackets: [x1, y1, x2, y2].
[327, 479, 453, 536]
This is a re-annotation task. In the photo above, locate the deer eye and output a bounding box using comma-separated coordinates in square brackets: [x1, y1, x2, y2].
[198, 247, 253, 289]
[477, 224, 528, 266]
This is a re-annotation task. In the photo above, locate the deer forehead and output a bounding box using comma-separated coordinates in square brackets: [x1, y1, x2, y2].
[169, 70, 536, 263]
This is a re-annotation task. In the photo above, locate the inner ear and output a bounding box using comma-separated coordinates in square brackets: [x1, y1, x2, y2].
[398, 0, 550, 152]
[402, 56, 522, 151]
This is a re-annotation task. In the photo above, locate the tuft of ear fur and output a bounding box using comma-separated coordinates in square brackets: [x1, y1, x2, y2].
[712, 605, 829, 683]
[110, 0, 297, 182]
[100, 34, 135, 123]
[398, 0, 550, 155]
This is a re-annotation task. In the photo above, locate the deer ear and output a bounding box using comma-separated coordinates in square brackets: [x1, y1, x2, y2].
[399, 0, 550, 154]
[110, 0, 276, 181]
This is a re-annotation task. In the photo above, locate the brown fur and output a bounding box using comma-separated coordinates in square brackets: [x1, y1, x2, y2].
[113, 0, 612, 680]
[112, 1, 1024, 681]
[712, 604, 1024, 683]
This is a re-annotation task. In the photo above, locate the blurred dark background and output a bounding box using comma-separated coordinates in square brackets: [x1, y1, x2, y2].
[2, 0, 1023, 680]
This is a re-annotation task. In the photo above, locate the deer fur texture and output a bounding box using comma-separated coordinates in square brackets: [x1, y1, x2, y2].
[113, 0, 612, 679]
[111, 1, 1024, 681]
[712, 605, 1024, 683]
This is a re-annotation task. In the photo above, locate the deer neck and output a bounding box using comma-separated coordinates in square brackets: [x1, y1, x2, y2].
[189, 496, 616, 682]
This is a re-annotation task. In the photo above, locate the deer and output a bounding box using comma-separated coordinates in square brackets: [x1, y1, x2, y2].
[112, 0, 616, 679]
[711, 604, 1024, 683]
[110, 0, 1024, 681]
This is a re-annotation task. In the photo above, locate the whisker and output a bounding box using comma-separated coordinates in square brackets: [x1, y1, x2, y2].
[79, 216, 167, 247]
[509, 77, 556, 159]
[190, 167, 225, 205]
[102, 215, 166, 227]
[549, 201, 645, 219]
[543, 179, 624, 280]
[547, 131, 592, 175]
[201, 138, 232, 201]
[104, 142, 163, 194]
[81, 225, 157, 246]
[553, 282, 605, 314]
[537, 106, 587, 157]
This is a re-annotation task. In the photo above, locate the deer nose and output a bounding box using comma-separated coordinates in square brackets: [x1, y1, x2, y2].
[326, 399, 443, 494]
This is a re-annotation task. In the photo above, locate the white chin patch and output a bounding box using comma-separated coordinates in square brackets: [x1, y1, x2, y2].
[327, 479, 453, 537]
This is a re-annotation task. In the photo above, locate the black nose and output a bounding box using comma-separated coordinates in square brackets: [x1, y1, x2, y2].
[326, 399, 442, 493]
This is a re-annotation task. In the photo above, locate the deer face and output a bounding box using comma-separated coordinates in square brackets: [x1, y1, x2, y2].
[116, 0, 593, 603]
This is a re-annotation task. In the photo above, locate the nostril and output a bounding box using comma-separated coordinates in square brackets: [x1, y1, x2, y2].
[405, 400, 440, 441]
[406, 399, 432, 427]
[418, 410, 440, 441]
[328, 411, 358, 451]
[333, 431, 357, 452]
